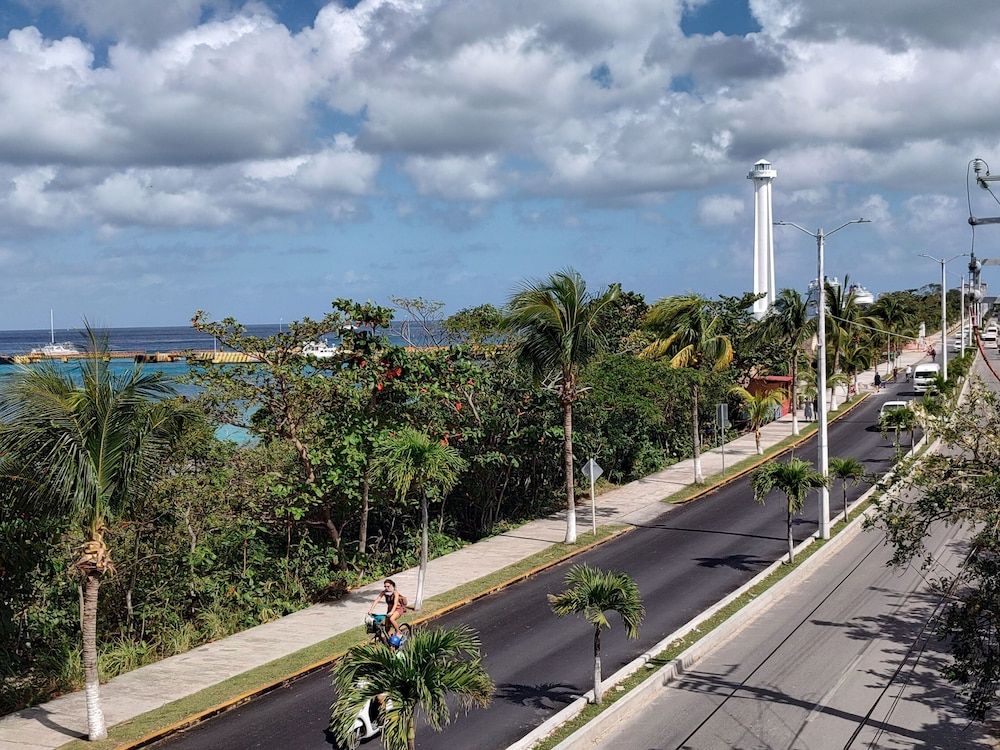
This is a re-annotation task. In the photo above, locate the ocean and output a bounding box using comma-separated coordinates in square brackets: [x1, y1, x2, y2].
[0, 323, 437, 444]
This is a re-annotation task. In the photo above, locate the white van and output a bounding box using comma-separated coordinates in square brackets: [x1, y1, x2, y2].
[983, 324, 998, 344]
[913, 363, 941, 393]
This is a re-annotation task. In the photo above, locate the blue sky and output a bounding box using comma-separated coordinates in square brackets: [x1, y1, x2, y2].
[1, 0, 999, 328]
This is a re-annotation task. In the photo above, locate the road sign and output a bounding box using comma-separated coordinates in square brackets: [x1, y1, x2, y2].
[581, 458, 603, 482]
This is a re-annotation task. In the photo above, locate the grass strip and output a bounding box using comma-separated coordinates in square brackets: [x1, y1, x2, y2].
[532, 498, 879, 750]
[58, 525, 626, 750]
[664, 395, 867, 505]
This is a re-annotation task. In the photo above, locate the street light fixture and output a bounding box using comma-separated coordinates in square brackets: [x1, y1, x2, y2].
[774, 218, 871, 540]
[919, 252, 966, 381]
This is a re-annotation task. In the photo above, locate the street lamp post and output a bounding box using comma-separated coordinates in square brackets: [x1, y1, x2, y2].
[961, 275, 966, 358]
[919, 252, 965, 381]
[775, 218, 870, 540]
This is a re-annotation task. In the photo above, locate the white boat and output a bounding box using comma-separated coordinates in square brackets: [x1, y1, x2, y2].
[848, 283, 875, 305]
[301, 339, 339, 359]
[31, 310, 80, 357]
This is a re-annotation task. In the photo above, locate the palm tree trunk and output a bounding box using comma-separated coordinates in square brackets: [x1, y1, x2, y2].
[562, 391, 577, 544]
[593, 626, 603, 704]
[754, 428, 762, 455]
[843, 484, 849, 523]
[82, 572, 107, 740]
[407, 717, 416, 750]
[358, 463, 371, 554]
[791, 356, 800, 435]
[691, 381, 704, 483]
[415, 493, 429, 610]
[786, 506, 794, 564]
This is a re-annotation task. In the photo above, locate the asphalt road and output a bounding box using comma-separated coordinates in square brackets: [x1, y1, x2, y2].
[587, 521, 990, 750]
[155, 376, 925, 750]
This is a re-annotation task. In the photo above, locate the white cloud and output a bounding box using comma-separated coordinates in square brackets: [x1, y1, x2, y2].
[697, 194, 744, 225]
[404, 154, 503, 200]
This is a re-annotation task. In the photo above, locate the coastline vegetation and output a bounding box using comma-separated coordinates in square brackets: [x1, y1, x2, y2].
[0, 277, 959, 718]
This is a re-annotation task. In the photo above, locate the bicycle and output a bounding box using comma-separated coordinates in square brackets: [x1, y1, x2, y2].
[365, 613, 412, 647]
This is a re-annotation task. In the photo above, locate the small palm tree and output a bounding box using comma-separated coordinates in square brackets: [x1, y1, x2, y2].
[548, 564, 644, 704]
[642, 294, 733, 483]
[761, 289, 814, 435]
[751, 459, 828, 564]
[829, 456, 866, 522]
[730, 386, 783, 455]
[373, 428, 467, 610]
[330, 626, 493, 750]
[506, 270, 619, 543]
[880, 408, 919, 458]
[0, 331, 192, 740]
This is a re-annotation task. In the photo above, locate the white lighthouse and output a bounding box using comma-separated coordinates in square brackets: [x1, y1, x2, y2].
[748, 159, 777, 319]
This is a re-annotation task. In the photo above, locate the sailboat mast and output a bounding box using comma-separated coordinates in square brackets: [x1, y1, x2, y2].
[50, 309, 54, 345]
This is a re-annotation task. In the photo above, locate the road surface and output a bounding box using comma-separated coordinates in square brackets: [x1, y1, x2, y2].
[155, 377, 924, 750]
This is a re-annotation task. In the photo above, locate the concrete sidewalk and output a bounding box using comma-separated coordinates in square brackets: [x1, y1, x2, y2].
[0, 345, 934, 750]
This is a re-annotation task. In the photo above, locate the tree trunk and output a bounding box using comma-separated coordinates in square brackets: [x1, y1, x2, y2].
[691, 382, 704, 483]
[415, 493, 429, 610]
[754, 429, 762, 455]
[786, 506, 794, 564]
[790, 356, 800, 435]
[359, 463, 371, 554]
[593, 626, 603, 704]
[82, 573, 107, 740]
[562, 387, 577, 544]
[843, 485, 849, 523]
[407, 718, 416, 750]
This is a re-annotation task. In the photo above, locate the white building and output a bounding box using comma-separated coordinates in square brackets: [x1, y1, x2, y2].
[748, 159, 777, 318]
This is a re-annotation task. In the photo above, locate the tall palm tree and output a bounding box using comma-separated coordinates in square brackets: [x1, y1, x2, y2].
[506, 270, 619, 543]
[641, 294, 733, 483]
[373, 428, 467, 610]
[548, 564, 644, 704]
[872, 295, 916, 373]
[761, 289, 814, 435]
[0, 332, 191, 740]
[839, 341, 875, 394]
[829, 456, 866, 522]
[751, 458, 828, 564]
[330, 626, 493, 750]
[730, 386, 783, 455]
[825, 275, 879, 376]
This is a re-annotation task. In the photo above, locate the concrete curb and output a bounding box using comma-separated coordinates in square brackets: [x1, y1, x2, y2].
[507, 412, 932, 750]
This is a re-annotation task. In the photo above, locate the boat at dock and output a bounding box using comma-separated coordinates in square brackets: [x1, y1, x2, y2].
[30, 311, 80, 357]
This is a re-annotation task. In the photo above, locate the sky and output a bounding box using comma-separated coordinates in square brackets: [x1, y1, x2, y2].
[2, 0, 1000, 328]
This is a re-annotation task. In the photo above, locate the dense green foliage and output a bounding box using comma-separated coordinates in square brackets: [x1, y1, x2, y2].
[1, 281, 961, 714]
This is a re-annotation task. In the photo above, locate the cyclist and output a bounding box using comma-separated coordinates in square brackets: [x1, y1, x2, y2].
[367, 579, 407, 637]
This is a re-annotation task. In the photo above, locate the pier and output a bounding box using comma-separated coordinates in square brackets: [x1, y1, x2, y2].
[0, 350, 261, 366]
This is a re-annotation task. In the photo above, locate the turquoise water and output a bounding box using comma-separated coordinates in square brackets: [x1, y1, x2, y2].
[0, 359, 255, 445]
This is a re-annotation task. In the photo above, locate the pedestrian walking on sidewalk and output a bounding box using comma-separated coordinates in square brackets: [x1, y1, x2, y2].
[804, 399, 814, 422]
[930, 347, 937, 362]
[905, 364, 912, 382]
[874, 372, 882, 392]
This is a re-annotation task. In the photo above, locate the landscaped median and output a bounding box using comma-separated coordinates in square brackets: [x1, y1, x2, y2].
[55, 396, 870, 750]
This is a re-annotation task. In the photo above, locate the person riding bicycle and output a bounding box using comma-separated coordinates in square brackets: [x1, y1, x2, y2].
[368, 579, 407, 637]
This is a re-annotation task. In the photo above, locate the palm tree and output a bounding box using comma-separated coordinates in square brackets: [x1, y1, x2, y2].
[373, 428, 467, 610]
[730, 386, 783, 455]
[880, 407, 919, 458]
[839, 341, 875, 394]
[829, 456, 866, 522]
[761, 289, 814, 435]
[0, 332, 192, 740]
[548, 564, 644, 704]
[751, 458, 828, 564]
[825, 275, 879, 376]
[330, 626, 493, 750]
[641, 294, 733, 483]
[872, 295, 916, 374]
[506, 270, 619, 543]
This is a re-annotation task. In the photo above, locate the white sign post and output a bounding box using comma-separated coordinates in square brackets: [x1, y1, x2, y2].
[581, 458, 604, 535]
